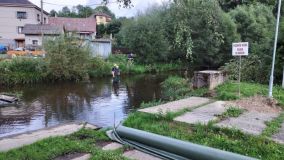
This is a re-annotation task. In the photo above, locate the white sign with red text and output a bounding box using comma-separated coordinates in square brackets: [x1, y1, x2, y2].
[232, 42, 249, 56]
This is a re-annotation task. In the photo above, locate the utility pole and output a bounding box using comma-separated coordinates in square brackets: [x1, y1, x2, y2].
[41, 0, 43, 24]
[268, 0, 282, 98]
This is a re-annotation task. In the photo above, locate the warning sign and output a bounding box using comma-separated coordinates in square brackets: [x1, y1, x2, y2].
[232, 42, 249, 56]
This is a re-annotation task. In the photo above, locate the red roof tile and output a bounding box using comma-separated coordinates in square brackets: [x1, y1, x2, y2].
[48, 17, 96, 33]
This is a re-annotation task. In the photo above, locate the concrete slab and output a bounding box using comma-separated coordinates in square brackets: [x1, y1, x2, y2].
[71, 153, 91, 160]
[139, 97, 211, 114]
[84, 123, 98, 130]
[272, 122, 284, 144]
[102, 142, 123, 151]
[0, 123, 84, 152]
[123, 150, 162, 160]
[216, 111, 279, 135]
[174, 101, 227, 124]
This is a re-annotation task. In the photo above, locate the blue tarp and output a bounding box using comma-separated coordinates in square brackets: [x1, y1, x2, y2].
[0, 44, 7, 52]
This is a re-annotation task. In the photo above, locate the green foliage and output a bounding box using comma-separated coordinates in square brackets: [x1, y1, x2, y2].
[216, 82, 284, 107]
[229, 3, 275, 57]
[44, 35, 91, 81]
[0, 58, 47, 85]
[262, 112, 284, 137]
[161, 76, 190, 100]
[173, 0, 239, 68]
[54, 5, 94, 18]
[106, 20, 122, 36]
[118, 6, 170, 63]
[88, 57, 112, 77]
[124, 112, 284, 160]
[97, 24, 106, 38]
[221, 55, 270, 83]
[219, 107, 245, 119]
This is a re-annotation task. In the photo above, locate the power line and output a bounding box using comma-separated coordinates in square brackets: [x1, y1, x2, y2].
[43, 1, 118, 7]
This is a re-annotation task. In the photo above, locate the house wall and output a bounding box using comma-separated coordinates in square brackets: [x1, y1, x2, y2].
[0, 6, 48, 47]
[25, 35, 42, 46]
[96, 16, 111, 25]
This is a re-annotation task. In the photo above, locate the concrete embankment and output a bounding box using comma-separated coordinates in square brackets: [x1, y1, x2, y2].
[0, 122, 97, 152]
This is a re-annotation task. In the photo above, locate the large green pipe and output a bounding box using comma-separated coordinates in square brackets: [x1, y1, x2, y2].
[114, 126, 257, 160]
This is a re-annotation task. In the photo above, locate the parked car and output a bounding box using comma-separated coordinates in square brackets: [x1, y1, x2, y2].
[14, 47, 24, 51]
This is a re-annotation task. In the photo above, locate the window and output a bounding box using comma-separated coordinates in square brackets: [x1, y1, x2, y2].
[17, 11, 27, 19]
[37, 14, 40, 22]
[44, 17, 46, 24]
[17, 26, 24, 34]
[32, 40, 38, 45]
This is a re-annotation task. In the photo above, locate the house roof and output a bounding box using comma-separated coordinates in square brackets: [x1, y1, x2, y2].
[22, 24, 64, 35]
[48, 17, 96, 33]
[0, 0, 49, 15]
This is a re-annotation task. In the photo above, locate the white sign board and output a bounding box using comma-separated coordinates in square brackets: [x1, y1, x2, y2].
[232, 42, 249, 56]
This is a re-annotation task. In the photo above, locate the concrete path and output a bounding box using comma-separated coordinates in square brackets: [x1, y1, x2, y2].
[71, 154, 91, 160]
[102, 142, 123, 151]
[216, 111, 279, 135]
[139, 97, 211, 114]
[123, 150, 162, 160]
[272, 122, 284, 144]
[0, 123, 93, 152]
[174, 101, 227, 124]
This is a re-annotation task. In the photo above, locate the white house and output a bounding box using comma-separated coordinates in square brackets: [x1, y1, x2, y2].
[0, 0, 49, 49]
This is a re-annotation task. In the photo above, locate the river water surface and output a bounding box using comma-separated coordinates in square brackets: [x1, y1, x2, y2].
[0, 73, 182, 138]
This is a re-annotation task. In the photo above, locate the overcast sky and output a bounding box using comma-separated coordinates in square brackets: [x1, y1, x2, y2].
[29, 0, 165, 17]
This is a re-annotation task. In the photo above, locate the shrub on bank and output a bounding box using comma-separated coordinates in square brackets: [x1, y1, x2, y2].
[0, 58, 47, 85]
[161, 76, 190, 100]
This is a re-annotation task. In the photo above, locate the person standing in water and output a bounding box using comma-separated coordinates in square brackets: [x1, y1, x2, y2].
[112, 64, 120, 83]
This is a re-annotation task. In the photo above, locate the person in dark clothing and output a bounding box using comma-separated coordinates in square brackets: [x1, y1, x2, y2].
[112, 64, 120, 83]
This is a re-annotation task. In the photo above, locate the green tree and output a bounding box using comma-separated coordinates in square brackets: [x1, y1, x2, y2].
[119, 6, 170, 63]
[173, 0, 239, 68]
[106, 20, 122, 35]
[96, 24, 106, 38]
[43, 35, 91, 81]
[49, 10, 57, 17]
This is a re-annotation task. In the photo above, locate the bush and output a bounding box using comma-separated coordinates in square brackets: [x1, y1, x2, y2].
[0, 58, 47, 85]
[161, 76, 190, 100]
[44, 35, 91, 81]
[88, 57, 112, 77]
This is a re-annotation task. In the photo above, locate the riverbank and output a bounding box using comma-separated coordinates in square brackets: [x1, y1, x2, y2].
[123, 81, 284, 160]
[0, 55, 184, 86]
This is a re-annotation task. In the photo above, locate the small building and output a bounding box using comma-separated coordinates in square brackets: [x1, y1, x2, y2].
[48, 17, 96, 40]
[22, 24, 64, 50]
[90, 13, 112, 25]
[89, 39, 112, 58]
[0, 0, 49, 49]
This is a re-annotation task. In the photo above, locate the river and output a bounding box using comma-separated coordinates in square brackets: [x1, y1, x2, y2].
[0, 73, 184, 138]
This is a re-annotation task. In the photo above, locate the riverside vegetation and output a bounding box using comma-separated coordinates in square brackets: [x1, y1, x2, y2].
[0, 35, 183, 86]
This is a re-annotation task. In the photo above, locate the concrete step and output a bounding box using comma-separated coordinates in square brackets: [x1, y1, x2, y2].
[216, 111, 279, 135]
[102, 142, 123, 151]
[123, 150, 162, 160]
[0, 122, 92, 152]
[272, 122, 284, 144]
[174, 101, 227, 124]
[139, 97, 211, 115]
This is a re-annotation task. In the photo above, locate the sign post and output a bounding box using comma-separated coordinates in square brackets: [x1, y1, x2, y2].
[232, 42, 249, 97]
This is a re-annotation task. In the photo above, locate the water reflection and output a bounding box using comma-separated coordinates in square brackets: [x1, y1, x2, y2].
[0, 73, 182, 137]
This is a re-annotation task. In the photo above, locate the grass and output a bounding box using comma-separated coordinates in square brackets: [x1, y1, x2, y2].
[216, 82, 284, 107]
[218, 106, 245, 120]
[0, 129, 127, 160]
[123, 112, 284, 160]
[262, 112, 284, 137]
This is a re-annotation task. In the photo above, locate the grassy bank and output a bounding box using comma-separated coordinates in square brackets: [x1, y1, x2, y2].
[216, 82, 284, 106]
[0, 55, 184, 86]
[0, 129, 126, 160]
[123, 112, 284, 160]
